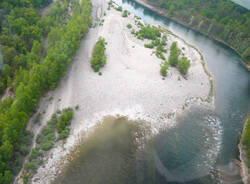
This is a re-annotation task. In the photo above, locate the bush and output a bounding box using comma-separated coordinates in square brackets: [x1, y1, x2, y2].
[24, 162, 36, 172]
[136, 25, 161, 40]
[29, 148, 43, 161]
[177, 57, 190, 75]
[58, 128, 70, 140]
[90, 37, 107, 72]
[127, 24, 132, 29]
[56, 109, 74, 133]
[41, 141, 54, 151]
[41, 126, 54, 137]
[116, 6, 122, 11]
[122, 10, 128, 17]
[19, 145, 29, 156]
[169, 42, 180, 66]
[75, 105, 79, 110]
[144, 43, 154, 48]
[160, 62, 169, 76]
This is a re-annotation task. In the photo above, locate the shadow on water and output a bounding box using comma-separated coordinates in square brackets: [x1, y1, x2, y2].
[52, 116, 153, 184]
[52, 107, 244, 184]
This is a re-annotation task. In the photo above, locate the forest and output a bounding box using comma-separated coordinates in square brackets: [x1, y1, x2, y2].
[0, 0, 91, 183]
[144, 0, 250, 65]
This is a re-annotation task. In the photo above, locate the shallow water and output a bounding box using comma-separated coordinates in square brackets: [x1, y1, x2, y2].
[53, 0, 250, 183]
[53, 117, 152, 184]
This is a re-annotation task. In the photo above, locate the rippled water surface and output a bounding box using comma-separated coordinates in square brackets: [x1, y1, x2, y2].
[53, 0, 250, 183]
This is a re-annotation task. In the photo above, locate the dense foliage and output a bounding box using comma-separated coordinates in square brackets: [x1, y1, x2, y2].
[0, 0, 91, 183]
[169, 42, 190, 75]
[242, 116, 250, 167]
[178, 56, 190, 75]
[90, 37, 107, 72]
[169, 42, 180, 66]
[136, 25, 161, 40]
[145, 0, 250, 65]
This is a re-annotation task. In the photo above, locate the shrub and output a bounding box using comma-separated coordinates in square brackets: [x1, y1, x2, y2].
[24, 162, 36, 172]
[136, 25, 161, 40]
[144, 43, 154, 48]
[41, 141, 54, 151]
[156, 44, 166, 60]
[160, 62, 169, 76]
[58, 128, 70, 140]
[169, 42, 180, 66]
[19, 145, 29, 156]
[177, 57, 191, 75]
[122, 10, 128, 17]
[56, 109, 74, 133]
[116, 6, 122, 11]
[75, 105, 79, 110]
[29, 148, 43, 161]
[41, 126, 54, 137]
[127, 24, 132, 29]
[90, 37, 107, 72]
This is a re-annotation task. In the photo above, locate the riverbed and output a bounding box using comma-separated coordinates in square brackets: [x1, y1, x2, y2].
[18, 0, 250, 183]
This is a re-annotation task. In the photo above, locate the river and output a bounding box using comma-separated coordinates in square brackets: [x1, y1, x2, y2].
[52, 0, 250, 183]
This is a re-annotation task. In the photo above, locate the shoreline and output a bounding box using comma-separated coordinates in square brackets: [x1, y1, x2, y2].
[131, 0, 250, 72]
[16, 0, 215, 183]
[238, 116, 250, 184]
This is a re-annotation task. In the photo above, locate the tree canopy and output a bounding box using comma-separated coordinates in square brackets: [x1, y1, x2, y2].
[0, 0, 91, 183]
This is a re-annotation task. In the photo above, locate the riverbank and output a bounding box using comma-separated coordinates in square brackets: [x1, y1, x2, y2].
[131, 0, 250, 72]
[239, 116, 250, 184]
[16, 0, 214, 183]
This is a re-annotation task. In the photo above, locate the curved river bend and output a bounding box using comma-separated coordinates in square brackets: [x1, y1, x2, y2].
[54, 0, 250, 183]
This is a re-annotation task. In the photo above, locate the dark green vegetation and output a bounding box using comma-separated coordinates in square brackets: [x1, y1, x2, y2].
[169, 42, 190, 75]
[116, 6, 123, 12]
[91, 37, 107, 72]
[178, 57, 191, 75]
[130, 23, 190, 75]
[122, 10, 129, 17]
[0, 0, 91, 183]
[169, 42, 180, 66]
[242, 115, 250, 167]
[133, 24, 168, 61]
[22, 108, 74, 184]
[136, 25, 161, 40]
[144, 0, 250, 65]
[127, 24, 132, 29]
[160, 62, 169, 76]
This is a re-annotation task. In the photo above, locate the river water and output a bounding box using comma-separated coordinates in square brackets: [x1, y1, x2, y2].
[53, 0, 250, 183]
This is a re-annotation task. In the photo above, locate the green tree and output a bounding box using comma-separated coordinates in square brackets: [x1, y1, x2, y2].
[90, 37, 107, 72]
[177, 57, 190, 75]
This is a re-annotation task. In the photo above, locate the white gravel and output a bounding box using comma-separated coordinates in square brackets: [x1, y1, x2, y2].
[16, 0, 213, 183]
